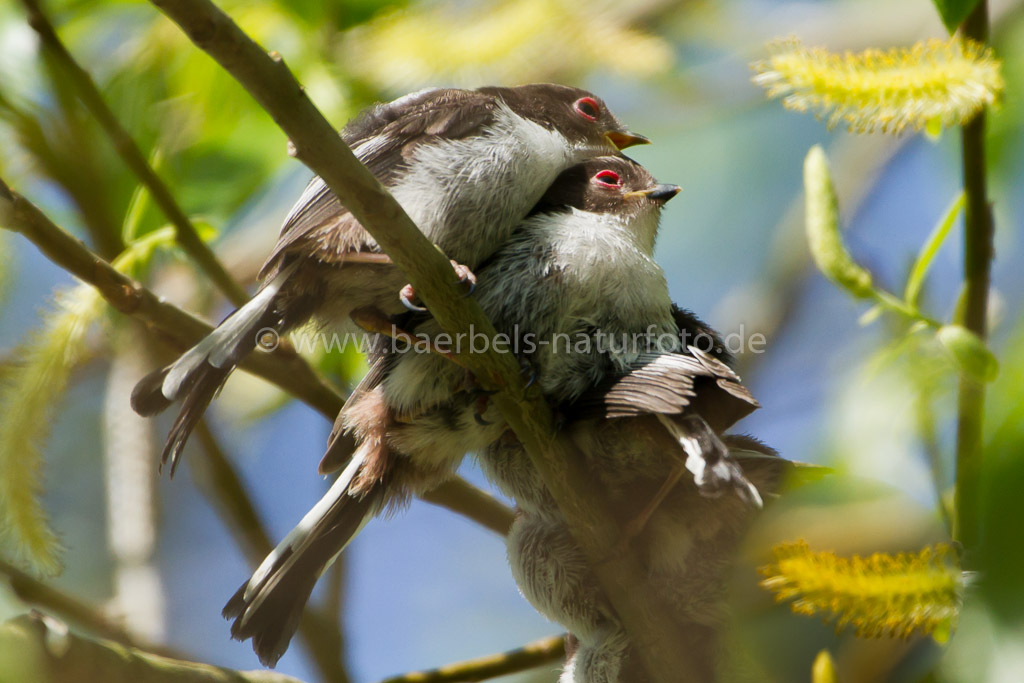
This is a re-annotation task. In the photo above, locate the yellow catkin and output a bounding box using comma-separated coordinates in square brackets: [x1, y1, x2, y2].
[0, 285, 103, 574]
[0, 227, 177, 573]
[752, 37, 1003, 134]
[759, 540, 963, 639]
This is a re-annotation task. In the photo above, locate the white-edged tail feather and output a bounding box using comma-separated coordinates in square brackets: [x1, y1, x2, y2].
[162, 263, 297, 400]
[245, 448, 372, 601]
[657, 414, 763, 507]
[224, 440, 385, 667]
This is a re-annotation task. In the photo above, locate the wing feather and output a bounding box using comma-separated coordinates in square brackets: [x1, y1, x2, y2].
[259, 89, 500, 279]
[568, 349, 758, 433]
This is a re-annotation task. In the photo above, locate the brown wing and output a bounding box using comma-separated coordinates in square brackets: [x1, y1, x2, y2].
[566, 347, 759, 433]
[317, 330, 405, 474]
[259, 88, 501, 279]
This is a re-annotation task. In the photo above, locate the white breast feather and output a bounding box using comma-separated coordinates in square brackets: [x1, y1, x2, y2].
[386, 103, 573, 263]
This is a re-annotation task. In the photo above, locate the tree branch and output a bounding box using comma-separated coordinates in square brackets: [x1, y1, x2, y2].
[18, 0, 250, 307]
[191, 421, 350, 683]
[0, 559, 181, 660]
[0, 175, 513, 540]
[419, 480, 514, 536]
[145, 0, 709, 677]
[0, 614, 303, 683]
[954, 0, 993, 554]
[0, 175, 341, 417]
[376, 635, 565, 683]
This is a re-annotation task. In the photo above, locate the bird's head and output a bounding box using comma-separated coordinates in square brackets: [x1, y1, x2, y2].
[493, 84, 650, 154]
[532, 156, 679, 254]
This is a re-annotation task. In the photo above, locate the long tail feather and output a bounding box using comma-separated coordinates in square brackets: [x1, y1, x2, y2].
[160, 364, 231, 476]
[223, 446, 385, 667]
[130, 264, 297, 472]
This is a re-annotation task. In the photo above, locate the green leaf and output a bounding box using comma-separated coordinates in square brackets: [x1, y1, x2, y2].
[858, 304, 884, 326]
[804, 146, 875, 299]
[112, 226, 179, 278]
[121, 148, 164, 243]
[937, 324, 999, 382]
[932, 0, 982, 33]
[904, 192, 965, 308]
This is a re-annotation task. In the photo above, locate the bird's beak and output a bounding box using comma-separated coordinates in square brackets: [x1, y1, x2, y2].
[625, 184, 681, 202]
[605, 130, 651, 150]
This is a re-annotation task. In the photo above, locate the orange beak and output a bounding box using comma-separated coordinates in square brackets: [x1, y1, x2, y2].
[605, 130, 651, 150]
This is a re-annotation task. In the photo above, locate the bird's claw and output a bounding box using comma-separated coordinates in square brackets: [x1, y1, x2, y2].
[399, 284, 428, 313]
[519, 358, 537, 389]
[398, 261, 475, 311]
[451, 260, 477, 297]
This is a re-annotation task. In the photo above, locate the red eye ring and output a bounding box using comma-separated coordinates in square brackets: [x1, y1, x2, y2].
[594, 170, 621, 187]
[573, 97, 600, 121]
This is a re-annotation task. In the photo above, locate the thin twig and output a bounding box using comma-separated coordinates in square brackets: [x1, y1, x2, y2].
[733, 134, 909, 378]
[954, 0, 994, 554]
[145, 1, 712, 677]
[419, 480, 515, 536]
[0, 613, 304, 683]
[0, 176, 341, 417]
[19, 0, 249, 307]
[0, 175, 515, 539]
[915, 389, 954, 534]
[0, 559, 182, 660]
[191, 422, 350, 683]
[376, 635, 566, 683]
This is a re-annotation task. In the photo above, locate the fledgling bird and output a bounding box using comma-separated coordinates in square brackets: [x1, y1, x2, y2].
[421, 156, 784, 680]
[221, 156, 686, 667]
[512, 435, 788, 683]
[130, 83, 648, 474]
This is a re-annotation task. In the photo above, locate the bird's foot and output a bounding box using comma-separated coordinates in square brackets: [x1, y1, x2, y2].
[451, 260, 477, 296]
[399, 260, 477, 312]
[519, 357, 537, 390]
[463, 371, 500, 425]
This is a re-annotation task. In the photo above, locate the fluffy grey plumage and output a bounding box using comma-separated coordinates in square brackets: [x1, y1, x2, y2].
[222, 155, 673, 667]
[514, 435, 788, 683]
[130, 83, 647, 476]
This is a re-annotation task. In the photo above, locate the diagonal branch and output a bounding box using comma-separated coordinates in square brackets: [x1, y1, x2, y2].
[0, 559, 182, 660]
[0, 176, 341, 417]
[0, 176, 513, 539]
[376, 634, 566, 683]
[0, 613, 303, 683]
[145, 1, 709, 678]
[419, 480, 514, 536]
[191, 422, 350, 683]
[19, 0, 249, 307]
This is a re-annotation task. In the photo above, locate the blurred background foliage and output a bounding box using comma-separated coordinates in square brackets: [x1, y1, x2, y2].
[0, 0, 1023, 682]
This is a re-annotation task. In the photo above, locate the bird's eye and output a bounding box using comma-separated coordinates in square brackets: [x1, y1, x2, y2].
[573, 97, 600, 121]
[594, 170, 621, 187]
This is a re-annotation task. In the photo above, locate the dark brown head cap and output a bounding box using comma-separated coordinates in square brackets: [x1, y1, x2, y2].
[531, 156, 680, 217]
[481, 84, 650, 151]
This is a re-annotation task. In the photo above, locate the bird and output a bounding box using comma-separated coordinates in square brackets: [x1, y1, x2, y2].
[220, 155, 685, 667]
[510, 435, 787, 683]
[130, 83, 649, 475]
[397, 154, 782, 679]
